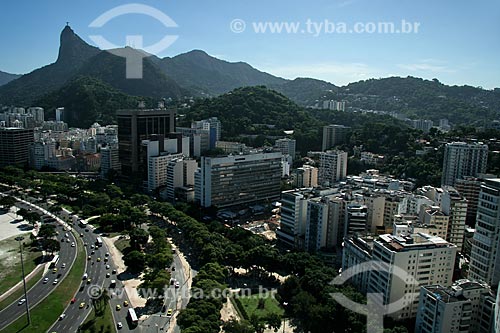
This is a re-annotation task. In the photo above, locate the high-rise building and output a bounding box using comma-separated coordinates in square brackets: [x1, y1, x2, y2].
[305, 197, 330, 252]
[344, 204, 368, 237]
[117, 105, 176, 175]
[277, 189, 309, 249]
[293, 165, 318, 188]
[176, 127, 210, 157]
[195, 152, 282, 208]
[455, 176, 486, 226]
[192, 117, 221, 146]
[368, 233, 457, 320]
[274, 138, 296, 159]
[322, 124, 350, 151]
[415, 280, 495, 333]
[342, 235, 375, 293]
[100, 145, 121, 179]
[165, 157, 197, 201]
[318, 150, 348, 186]
[419, 206, 449, 240]
[0, 128, 34, 167]
[55, 107, 65, 122]
[440, 186, 467, 252]
[441, 142, 488, 186]
[495, 283, 500, 333]
[469, 179, 500, 286]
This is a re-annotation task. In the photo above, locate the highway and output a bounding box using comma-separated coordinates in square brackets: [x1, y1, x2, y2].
[0, 201, 78, 330]
[48, 222, 133, 332]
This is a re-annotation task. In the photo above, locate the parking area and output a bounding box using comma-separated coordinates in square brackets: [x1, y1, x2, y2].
[0, 206, 30, 242]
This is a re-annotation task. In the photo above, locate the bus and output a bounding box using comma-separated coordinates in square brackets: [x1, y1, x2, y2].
[128, 308, 138, 325]
[95, 237, 103, 247]
[49, 255, 60, 268]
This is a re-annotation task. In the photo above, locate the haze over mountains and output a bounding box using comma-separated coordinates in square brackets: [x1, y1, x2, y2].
[0, 26, 499, 127]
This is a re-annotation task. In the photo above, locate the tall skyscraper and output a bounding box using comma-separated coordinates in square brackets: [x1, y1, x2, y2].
[441, 142, 488, 186]
[117, 105, 176, 175]
[322, 124, 350, 151]
[318, 150, 348, 186]
[368, 233, 457, 320]
[0, 128, 34, 167]
[469, 178, 500, 286]
[195, 152, 282, 208]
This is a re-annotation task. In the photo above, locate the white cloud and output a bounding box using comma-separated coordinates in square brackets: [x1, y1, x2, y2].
[397, 62, 456, 73]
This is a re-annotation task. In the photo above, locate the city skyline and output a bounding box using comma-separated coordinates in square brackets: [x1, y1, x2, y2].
[0, 0, 499, 89]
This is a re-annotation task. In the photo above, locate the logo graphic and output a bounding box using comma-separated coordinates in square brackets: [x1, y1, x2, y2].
[89, 3, 179, 79]
[330, 261, 420, 333]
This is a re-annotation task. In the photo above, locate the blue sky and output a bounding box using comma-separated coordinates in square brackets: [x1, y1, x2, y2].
[1, 0, 499, 88]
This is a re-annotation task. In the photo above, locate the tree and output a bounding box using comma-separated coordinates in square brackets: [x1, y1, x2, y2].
[42, 239, 61, 255]
[123, 250, 146, 274]
[129, 228, 149, 251]
[0, 195, 16, 210]
[38, 224, 56, 239]
[222, 318, 254, 333]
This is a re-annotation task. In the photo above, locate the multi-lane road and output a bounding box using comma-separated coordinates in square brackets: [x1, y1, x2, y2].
[0, 201, 78, 330]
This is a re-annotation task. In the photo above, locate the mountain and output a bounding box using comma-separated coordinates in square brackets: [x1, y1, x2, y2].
[271, 78, 339, 106]
[75, 48, 186, 99]
[0, 26, 100, 105]
[158, 50, 287, 95]
[340, 76, 500, 125]
[35, 76, 146, 128]
[0, 71, 21, 86]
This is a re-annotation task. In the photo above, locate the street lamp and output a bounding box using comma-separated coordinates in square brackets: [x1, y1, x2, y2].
[15, 236, 31, 325]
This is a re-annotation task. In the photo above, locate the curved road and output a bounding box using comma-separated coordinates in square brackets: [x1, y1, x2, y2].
[0, 202, 78, 330]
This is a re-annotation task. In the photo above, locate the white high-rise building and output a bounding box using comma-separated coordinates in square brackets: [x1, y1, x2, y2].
[147, 153, 183, 192]
[415, 280, 495, 333]
[318, 150, 348, 186]
[441, 142, 488, 186]
[440, 186, 467, 252]
[368, 233, 457, 320]
[277, 189, 309, 249]
[165, 157, 198, 201]
[469, 178, 500, 286]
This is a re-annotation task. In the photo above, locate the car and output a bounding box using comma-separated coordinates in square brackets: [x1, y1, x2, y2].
[79, 302, 85, 309]
[123, 300, 129, 307]
[105, 264, 110, 269]
[80, 233, 83, 237]
[167, 308, 173, 316]
[105, 252, 110, 257]
[65, 233, 69, 237]
[87, 278, 92, 284]
[61, 263, 66, 268]
[85, 229, 89, 232]
[91, 250, 95, 255]
[106, 273, 110, 278]
[104, 257, 108, 262]
[71, 298, 76, 304]
[18, 298, 26, 306]
[112, 269, 117, 274]
[43, 277, 49, 284]
[61, 238, 65, 242]
[59, 313, 66, 320]
[175, 281, 180, 288]
[90, 245, 94, 249]
[71, 242, 75, 247]
[52, 268, 58, 273]
[171, 266, 175, 271]
[97, 257, 101, 262]
[84, 242, 88, 246]
[117, 322, 123, 329]
[53, 279, 59, 285]
[116, 304, 121, 311]
[83, 273, 88, 280]
[87, 255, 92, 260]
[67, 239, 71, 243]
